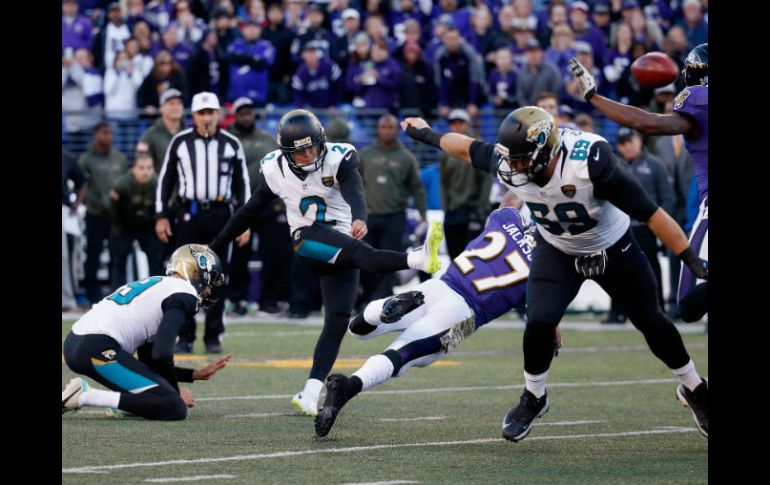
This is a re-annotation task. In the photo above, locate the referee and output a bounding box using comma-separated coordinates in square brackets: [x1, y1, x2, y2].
[155, 92, 252, 353]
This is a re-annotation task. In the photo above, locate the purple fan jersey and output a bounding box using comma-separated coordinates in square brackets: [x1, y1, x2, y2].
[673, 85, 708, 202]
[441, 207, 532, 328]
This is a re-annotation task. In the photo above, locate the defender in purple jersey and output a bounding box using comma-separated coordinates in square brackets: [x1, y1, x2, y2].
[314, 193, 556, 438]
[569, 44, 708, 323]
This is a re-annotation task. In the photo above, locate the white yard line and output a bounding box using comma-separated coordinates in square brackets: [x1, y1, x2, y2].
[63, 427, 698, 474]
[341, 481, 420, 485]
[144, 475, 236, 483]
[538, 420, 606, 427]
[224, 412, 298, 419]
[196, 377, 682, 402]
[378, 416, 446, 422]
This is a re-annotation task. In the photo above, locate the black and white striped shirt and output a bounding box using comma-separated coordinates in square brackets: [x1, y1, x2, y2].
[156, 127, 251, 217]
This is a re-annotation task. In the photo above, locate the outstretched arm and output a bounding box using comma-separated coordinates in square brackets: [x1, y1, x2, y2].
[401, 117, 475, 163]
[569, 57, 695, 136]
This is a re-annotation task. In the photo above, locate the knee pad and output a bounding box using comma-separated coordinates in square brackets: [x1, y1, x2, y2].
[380, 291, 425, 323]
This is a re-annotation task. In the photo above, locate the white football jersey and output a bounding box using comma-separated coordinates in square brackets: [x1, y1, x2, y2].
[260, 143, 356, 234]
[71, 276, 199, 354]
[504, 129, 629, 255]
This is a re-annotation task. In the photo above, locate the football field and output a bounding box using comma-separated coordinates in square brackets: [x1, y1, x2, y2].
[62, 318, 708, 484]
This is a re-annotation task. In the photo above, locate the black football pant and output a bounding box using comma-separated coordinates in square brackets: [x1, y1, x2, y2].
[524, 228, 691, 375]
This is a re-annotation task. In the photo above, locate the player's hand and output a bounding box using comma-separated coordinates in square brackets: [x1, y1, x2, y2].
[180, 387, 195, 407]
[574, 250, 607, 278]
[193, 353, 233, 380]
[400, 117, 431, 131]
[236, 229, 251, 247]
[569, 57, 596, 101]
[350, 220, 368, 239]
[679, 247, 708, 280]
[155, 217, 173, 244]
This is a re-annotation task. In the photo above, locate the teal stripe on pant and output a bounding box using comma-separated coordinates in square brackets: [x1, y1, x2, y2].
[297, 239, 342, 263]
[92, 360, 159, 393]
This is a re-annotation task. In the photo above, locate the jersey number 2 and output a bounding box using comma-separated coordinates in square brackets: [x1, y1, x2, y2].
[454, 231, 529, 293]
[300, 196, 335, 225]
[107, 277, 162, 305]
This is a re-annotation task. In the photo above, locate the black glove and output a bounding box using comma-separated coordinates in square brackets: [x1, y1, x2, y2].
[575, 250, 608, 278]
[678, 247, 708, 280]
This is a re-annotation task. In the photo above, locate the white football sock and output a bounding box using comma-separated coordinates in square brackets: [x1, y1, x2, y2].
[79, 389, 121, 409]
[406, 247, 423, 270]
[524, 370, 549, 399]
[672, 360, 702, 391]
[353, 354, 395, 391]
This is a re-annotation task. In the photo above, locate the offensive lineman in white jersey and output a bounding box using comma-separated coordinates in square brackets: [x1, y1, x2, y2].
[62, 245, 232, 420]
[209, 110, 443, 416]
[403, 107, 709, 441]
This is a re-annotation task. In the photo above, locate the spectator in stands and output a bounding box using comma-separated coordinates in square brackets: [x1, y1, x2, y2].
[331, 8, 362, 71]
[283, 0, 306, 32]
[136, 50, 190, 115]
[388, 0, 427, 45]
[510, 19, 538, 68]
[132, 20, 162, 58]
[569, 1, 606, 69]
[424, 14, 454, 65]
[432, 0, 472, 39]
[212, 6, 243, 93]
[575, 112, 595, 133]
[136, 89, 186, 174]
[92, 2, 131, 73]
[237, 0, 266, 25]
[398, 40, 437, 119]
[125, 0, 146, 32]
[263, 2, 296, 105]
[187, 31, 224, 97]
[124, 37, 155, 82]
[290, 3, 334, 61]
[62, 48, 104, 133]
[535, 91, 569, 127]
[327, 0, 353, 38]
[169, 0, 205, 45]
[491, 5, 517, 50]
[357, 114, 427, 309]
[439, 108, 492, 260]
[227, 20, 275, 105]
[434, 26, 484, 120]
[620, 0, 664, 50]
[62, 0, 93, 55]
[392, 18, 421, 62]
[144, 0, 173, 32]
[604, 128, 674, 323]
[591, 1, 612, 41]
[363, 14, 395, 52]
[225, 97, 288, 316]
[104, 51, 144, 120]
[488, 47, 519, 111]
[325, 117, 352, 144]
[603, 21, 633, 97]
[467, 5, 497, 73]
[160, 25, 195, 70]
[617, 41, 653, 107]
[677, 0, 708, 48]
[512, 0, 538, 33]
[109, 152, 165, 288]
[79, 121, 129, 305]
[544, 23, 576, 83]
[62, 148, 87, 311]
[515, 38, 561, 107]
[292, 43, 343, 109]
[348, 40, 402, 110]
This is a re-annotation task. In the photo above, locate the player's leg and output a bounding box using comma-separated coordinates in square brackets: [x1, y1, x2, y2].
[503, 236, 584, 443]
[595, 230, 708, 437]
[315, 279, 473, 437]
[678, 197, 708, 322]
[348, 280, 440, 340]
[296, 223, 443, 275]
[62, 333, 187, 420]
[292, 266, 359, 416]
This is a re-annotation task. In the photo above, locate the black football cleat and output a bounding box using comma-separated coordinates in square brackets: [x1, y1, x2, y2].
[502, 389, 550, 442]
[315, 374, 354, 437]
[380, 291, 425, 323]
[676, 379, 708, 438]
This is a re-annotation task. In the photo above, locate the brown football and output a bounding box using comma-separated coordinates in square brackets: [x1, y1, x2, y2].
[630, 52, 679, 88]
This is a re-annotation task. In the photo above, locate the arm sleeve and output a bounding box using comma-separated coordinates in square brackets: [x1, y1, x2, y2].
[589, 141, 659, 222]
[469, 140, 497, 174]
[209, 171, 276, 257]
[337, 150, 367, 222]
[144, 292, 200, 390]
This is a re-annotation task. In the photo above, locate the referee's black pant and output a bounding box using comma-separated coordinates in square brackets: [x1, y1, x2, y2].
[523, 228, 692, 376]
[173, 202, 232, 348]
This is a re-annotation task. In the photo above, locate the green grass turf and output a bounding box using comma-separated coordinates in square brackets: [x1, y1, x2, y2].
[62, 320, 708, 484]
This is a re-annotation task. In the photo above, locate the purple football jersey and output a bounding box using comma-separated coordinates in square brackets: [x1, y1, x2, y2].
[441, 207, 532, 328]
[673, 85, 708, 202]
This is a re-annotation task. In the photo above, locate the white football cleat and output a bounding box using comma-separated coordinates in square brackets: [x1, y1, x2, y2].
[291, 391, 319, 416]
[62, 377, 90, 414]
[409, 221, 443, 274]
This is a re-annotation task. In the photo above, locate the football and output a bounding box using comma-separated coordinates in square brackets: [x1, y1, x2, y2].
[630, 52, 680, 88]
